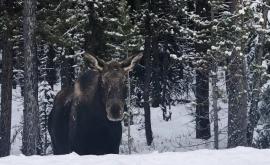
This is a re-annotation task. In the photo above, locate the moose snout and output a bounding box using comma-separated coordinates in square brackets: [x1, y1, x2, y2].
[106, 102, 124, 121]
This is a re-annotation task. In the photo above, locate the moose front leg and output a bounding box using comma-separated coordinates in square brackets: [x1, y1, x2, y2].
[68, 99, 78, 152]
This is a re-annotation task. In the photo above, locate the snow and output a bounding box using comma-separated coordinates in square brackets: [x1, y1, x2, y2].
[0, 85, 24, 155]
[10, 91, 23, 156]
[268, 11, 270, 23]
[1, 147, 270, 165]
[239, 8, 245, 15]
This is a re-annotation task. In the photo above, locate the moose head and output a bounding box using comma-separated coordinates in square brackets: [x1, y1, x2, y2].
[83, 53, 143, 121]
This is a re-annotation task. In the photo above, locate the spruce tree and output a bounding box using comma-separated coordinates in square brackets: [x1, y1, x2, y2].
[22, 0, 39, 155]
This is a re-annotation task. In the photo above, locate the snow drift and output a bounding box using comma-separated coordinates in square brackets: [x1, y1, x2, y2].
[1, 147, 270, 165]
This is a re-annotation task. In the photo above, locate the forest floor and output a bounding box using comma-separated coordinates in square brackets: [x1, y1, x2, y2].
[120, 100, 228, 153]
[1, 147, 270, 165]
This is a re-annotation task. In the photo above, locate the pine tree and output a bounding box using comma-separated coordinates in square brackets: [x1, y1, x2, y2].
[226, 0, 249, 148]
[210, 0, 220, 149]
[143, 8, 153, 145]
[247, 0, 269, 146]
[22, 0, 39, 155]
[45, 45, 57, 90]
[0, 1, 13, 156]
[189, 0, 212, 140]
[38, 80, 54, 155]
[254, 85, 270, 148]
[36, 43, 55, 155]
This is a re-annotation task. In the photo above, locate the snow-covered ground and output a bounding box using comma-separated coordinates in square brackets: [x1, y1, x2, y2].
[120, 102, 228, 153]
[0, 85, 24, 155]
[1, 147, 270, 165]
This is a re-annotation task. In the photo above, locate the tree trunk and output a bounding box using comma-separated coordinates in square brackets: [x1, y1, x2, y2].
[60, 48, 75, 89]
[194, 0, 211, 140]
[212, 65, 219, 149]
[151, 36, 161, 108]
[246, 2, 267, 146]
[161, 50, 171, 121]
[227, 0, 248, 148]
[45, 45, 57, 90]
[0, 29, 13, 157]
[227, 49, 248, 148]
[84, 1, 106, 57]
[143, 12, 153, 146]
[195, 69, 211, 139]
[22, 0, 39, 155]
[210, 1, 219, 149]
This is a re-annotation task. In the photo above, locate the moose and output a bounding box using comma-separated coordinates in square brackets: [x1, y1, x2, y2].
[48, 53, 143, 155]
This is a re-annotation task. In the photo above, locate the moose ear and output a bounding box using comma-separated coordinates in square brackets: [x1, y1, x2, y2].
[121, 52, 143, 72]
[82, 53, 105, 71]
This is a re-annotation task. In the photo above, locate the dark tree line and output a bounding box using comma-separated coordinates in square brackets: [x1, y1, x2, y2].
[0, 0, 270, 156]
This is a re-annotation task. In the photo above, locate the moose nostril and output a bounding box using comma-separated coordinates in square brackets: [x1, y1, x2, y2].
[110, 104, 121, 118]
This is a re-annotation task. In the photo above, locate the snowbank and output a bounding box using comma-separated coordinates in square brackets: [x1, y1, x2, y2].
[1, 147, 270, 165]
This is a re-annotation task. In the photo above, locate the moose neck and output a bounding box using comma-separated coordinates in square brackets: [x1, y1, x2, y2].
[74, 71, 103, 107]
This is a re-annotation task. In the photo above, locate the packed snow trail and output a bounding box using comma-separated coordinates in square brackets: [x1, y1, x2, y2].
[1, 147, 270, 165]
